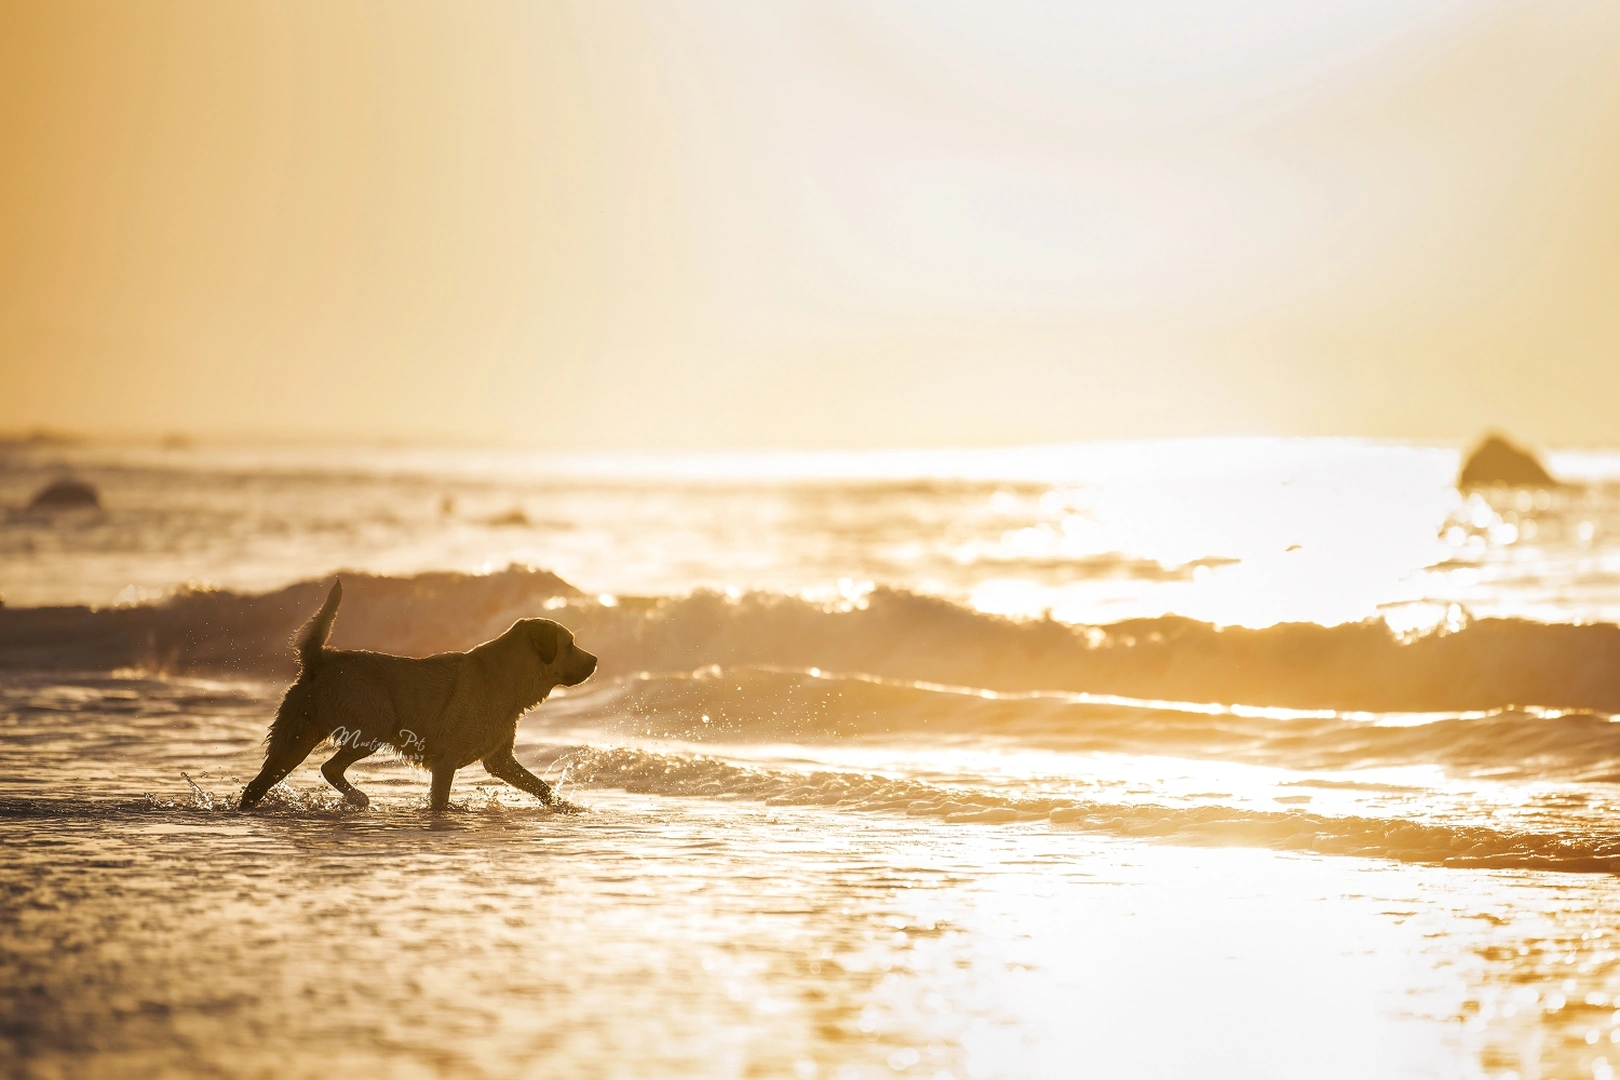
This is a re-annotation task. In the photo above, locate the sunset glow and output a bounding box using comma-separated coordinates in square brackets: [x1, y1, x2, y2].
[4, 2, 1620, 447]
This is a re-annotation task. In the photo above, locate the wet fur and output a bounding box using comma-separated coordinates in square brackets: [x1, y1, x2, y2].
[239, 579, 597, 811]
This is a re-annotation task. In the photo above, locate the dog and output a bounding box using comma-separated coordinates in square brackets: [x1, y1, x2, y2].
[239, 579, 597, 811]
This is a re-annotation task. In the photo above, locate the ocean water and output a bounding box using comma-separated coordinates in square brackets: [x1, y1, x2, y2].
[4, 436, 1620, 1079]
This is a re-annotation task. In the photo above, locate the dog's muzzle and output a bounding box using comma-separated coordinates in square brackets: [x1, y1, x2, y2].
[566, 649, 598, 686]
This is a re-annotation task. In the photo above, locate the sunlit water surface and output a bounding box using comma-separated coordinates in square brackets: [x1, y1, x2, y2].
[1, 673, 1618, 1079]
[5, 437, 1620, 626]
[5, 438, 1620, 1078]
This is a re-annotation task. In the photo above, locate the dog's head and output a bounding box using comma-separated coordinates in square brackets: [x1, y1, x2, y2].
[519, 619, 598, 688]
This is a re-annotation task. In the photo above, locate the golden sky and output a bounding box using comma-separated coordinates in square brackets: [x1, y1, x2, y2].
[2, 1, 1618, 448]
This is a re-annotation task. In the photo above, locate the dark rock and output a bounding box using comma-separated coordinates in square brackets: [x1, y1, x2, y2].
[27, 479, 101, 509]
[1458, 434, 1559, 489]
[0, 429, 81, 447]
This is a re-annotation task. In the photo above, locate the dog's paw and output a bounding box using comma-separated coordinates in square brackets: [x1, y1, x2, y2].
[345, 788, 371, 809]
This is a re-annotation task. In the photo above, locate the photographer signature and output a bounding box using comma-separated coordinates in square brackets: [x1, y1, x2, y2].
[330, 726, 426, 760]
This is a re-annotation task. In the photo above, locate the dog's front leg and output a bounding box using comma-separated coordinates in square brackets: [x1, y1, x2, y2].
[483, 748, 554, 806]
[429, 766, 456, 812]
[321, 744, 375, 808]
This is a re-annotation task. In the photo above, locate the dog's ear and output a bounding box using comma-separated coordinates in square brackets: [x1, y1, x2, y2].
[532, 624, 559, 665]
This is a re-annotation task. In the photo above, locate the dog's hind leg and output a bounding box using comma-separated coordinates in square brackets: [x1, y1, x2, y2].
[483, 747, 554, 807]
[240, 726, 325, 810]
[429, 766, 456, 813]
[321, 744, 376, 808]
[241, 679, 330, 810]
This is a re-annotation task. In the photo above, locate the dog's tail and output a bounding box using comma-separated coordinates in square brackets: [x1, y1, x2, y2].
[293, 578, 342, 679]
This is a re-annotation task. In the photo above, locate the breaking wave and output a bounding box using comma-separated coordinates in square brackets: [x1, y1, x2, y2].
[4, 568, 1620, 713]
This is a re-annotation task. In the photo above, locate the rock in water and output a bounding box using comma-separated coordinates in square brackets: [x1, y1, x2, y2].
[1458, 434, 1558, 489]
[27, 478, 101, 509]
[485, 508, 530, 527]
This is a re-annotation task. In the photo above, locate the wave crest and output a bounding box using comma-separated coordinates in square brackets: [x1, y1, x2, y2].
[5, 569, 1620, 714]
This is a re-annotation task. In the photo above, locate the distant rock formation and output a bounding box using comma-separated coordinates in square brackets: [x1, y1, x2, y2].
[486, 508, 530, 527]
[1458, 434, 1559, 489]
[27, 479, 101, 509]
[0, 429, 82, 448]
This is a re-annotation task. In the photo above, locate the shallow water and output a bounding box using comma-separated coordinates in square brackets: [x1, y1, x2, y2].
[3, 673, 1620, 1078]
[7, 786, 1504, 1080]
[5, 438, 1620, 1077]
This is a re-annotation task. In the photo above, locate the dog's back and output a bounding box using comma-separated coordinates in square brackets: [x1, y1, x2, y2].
[301, 648, 464, 740]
